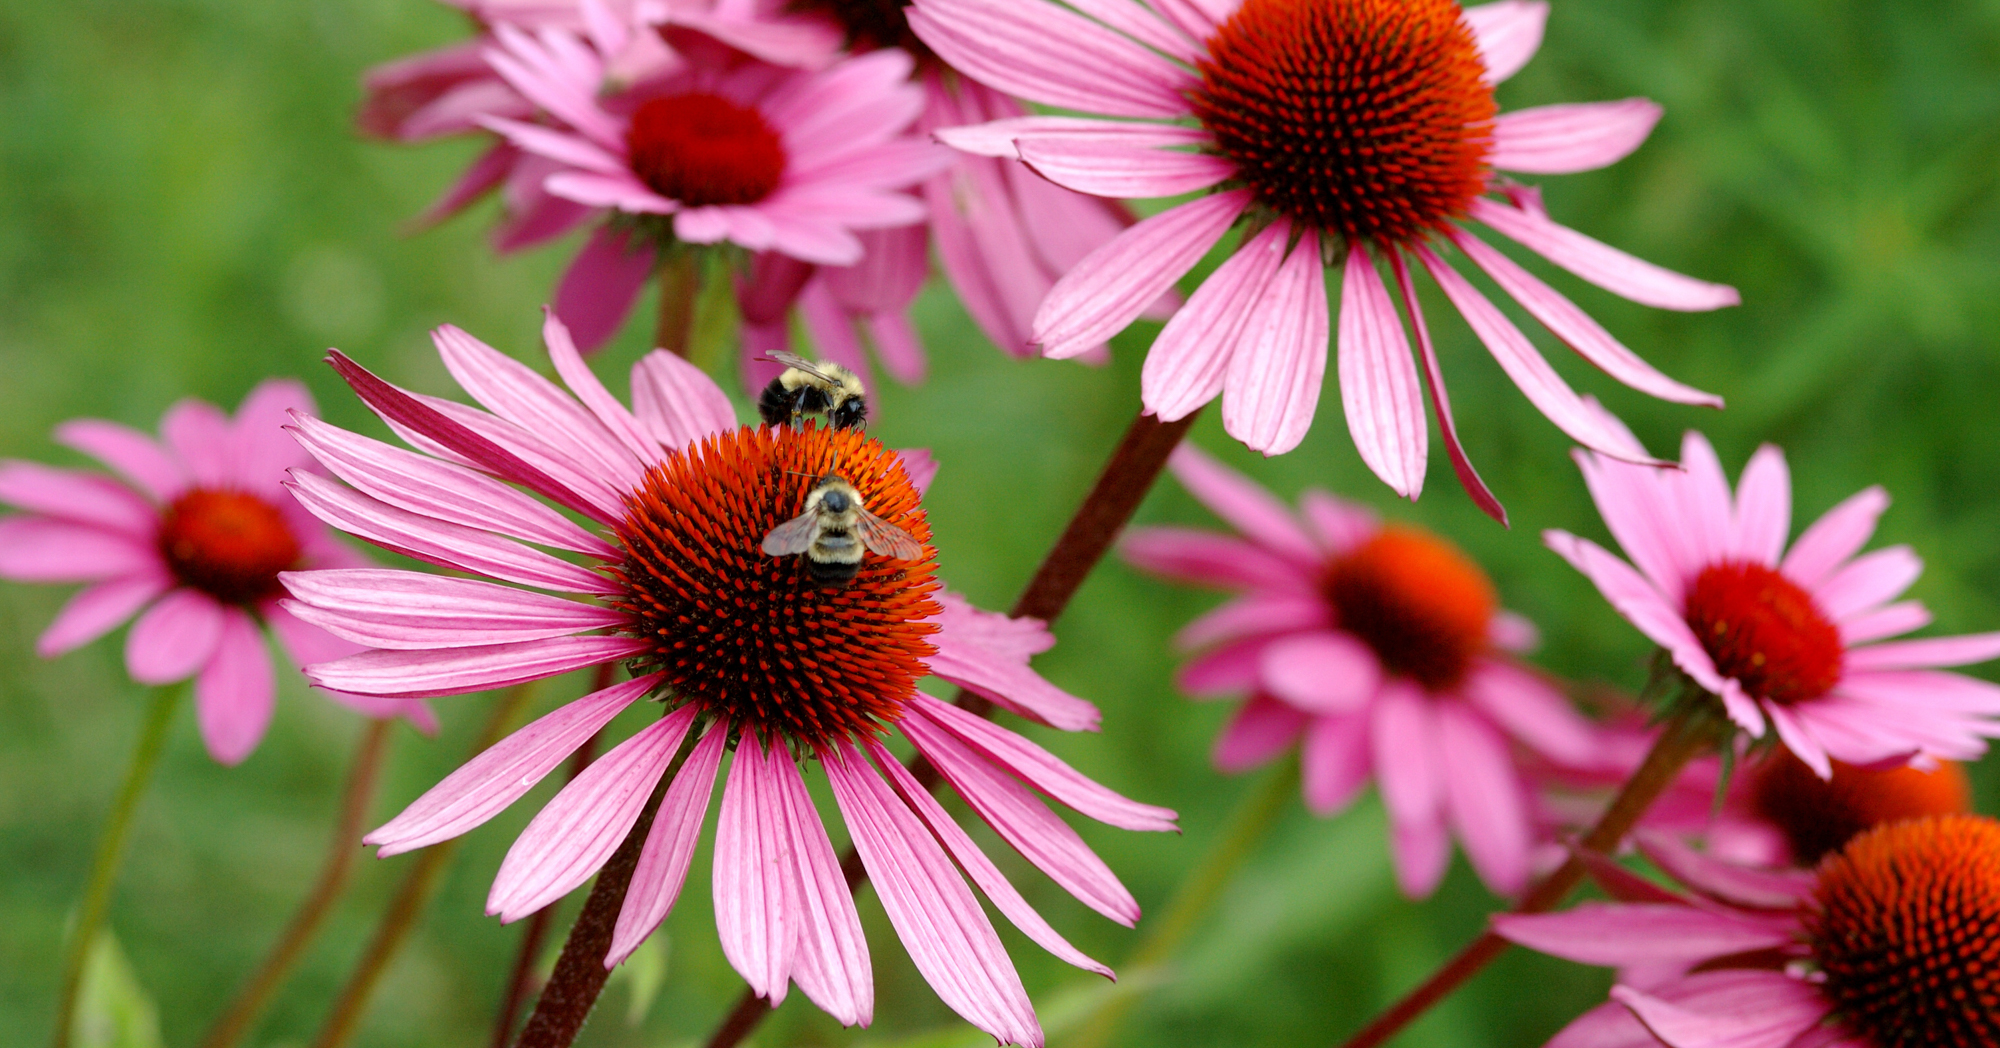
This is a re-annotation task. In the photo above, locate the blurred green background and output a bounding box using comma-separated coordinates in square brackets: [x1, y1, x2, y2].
[5, 0, 2000, 1045]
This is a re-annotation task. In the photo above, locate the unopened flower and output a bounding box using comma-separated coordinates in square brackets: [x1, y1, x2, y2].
[1124, 445, 1597, 897]
[0, 381, 433, 764]
[1498, 816, 2000, 1048]
[280, 311, 1174, 1046]
[1548, 428, 2000, 776]
[910, 0, 1737, 517]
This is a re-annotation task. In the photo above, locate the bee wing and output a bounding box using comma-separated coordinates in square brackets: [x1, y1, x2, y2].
[767, 351, 843, 386]
[760, 512, 820, 556]
[855, 508, 924, 562]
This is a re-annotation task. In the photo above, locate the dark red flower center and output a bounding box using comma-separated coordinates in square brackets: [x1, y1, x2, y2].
[625, 92, 786, 208]
[1751, 750, 1972, 864]
[1191, 0, 1496, 246]
[1682, 561, 1843, 706]
[1805, 814, 2000, 1048]
[610, 424, 940, 748]
[156, 488, 302, 605]
[788, 0, 930, 57]
[1323, 525, 1495, 691]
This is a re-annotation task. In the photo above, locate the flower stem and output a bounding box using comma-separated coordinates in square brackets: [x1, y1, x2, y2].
[311, 681, 541, 1048]
[49, 681, 183, 1048]
[702, 405, 1202, 1048]
[654, 252, 701, 358]
[199, 718, 394, 1048]
[1334, 704, 1723, 1048]
[1069, 757, 1299, 1048]
[511, 723, 705, 1048]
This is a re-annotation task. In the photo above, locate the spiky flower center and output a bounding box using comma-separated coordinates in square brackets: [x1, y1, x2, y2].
[1682, 561, 1843, 706]
[157, 489, 301, 605]
[1323, 525, 1495, 691]
[625, 92, 786, 208]
[610, 424, 940, 747]
[1751, 750, 1972, 864]
[1805, 815, 2000, 1048]
[1191, 0, 1496, 246]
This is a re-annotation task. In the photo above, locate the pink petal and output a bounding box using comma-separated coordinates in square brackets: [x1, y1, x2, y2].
[1541, 531, 1720, 688]
[1174, 591, 1327, 652]
[630, 350, 740, 451]
[1212, 693, 1310, 773]
[1017, 138, 1233, 198]
[278, 568, 624, 649]
[1470, 197, 1740, 312]
[868, 739, 1110, 978]
[1060, 0, 1204, 62]
[1780, 485, 1889, 591]
[1571, 441, 1698, 603]
[907, 0, 1194, 120]
[1437, 704, 1531, 894]
[428, 326, 642, 490]
[1633, 832, 1816, 910]
[262, 605, 437, 731]
[1140, 221, 1290, 423]
[1300, 710, 1373, 816]
[935, 116, 1206, 158]
[489, 706, 696, 920]
[195, 608, 276, 765]
[1612, 973, 1829, 1048]
[1813, 546, 1922, 622]
[1463, 0, 1548, 83]
[1221, 229, 1329, 455]
[1387, 251, 1506, 523]
[909, 694, 1178, 831]
[160, 398, 233, 488]
[543, 171, 675, 214]
[1542, 999, 1665, 1048]
[1493, 903, 1793, 966]
[1731, 445, 1791, 565]
[1461, 660, 1600, 766]
[1337, 245, 1428, 498]
[365, 675, 655, 855]
[1765, 702, 1833, 779]
[1120, 526, 1308, 591]
[554, 228, 658, 354]
[714, 736, 801, 1005]
[54, 419, 185, 502]
[1179, 635, 1278, 698]
[773, 751, 873, 1025]
[1672, 431, 1736, 571]
[125, 588, 225, 684]
[481, 29, 620, 147]
[1259, 632, 1380, 716]
[0, 517, 156, 583]
[901, 713, 1140, 925]
[229, 379, 319, 492]
[37, 571, 171, 658]
[1838, 601, 1930, 646]
[1034, 189, 1253, 360]
[607, 725, 727, 967]
[306, 635, 647, 698]
[1488, 610, 1540, 652]
[1847, 631, 2000, 671]
[413, 141, 518, 228]
[0, 462, 157, 535]
[1371, 681, 1448, 895]
[1298, 490, 1378, 556]
[1488, 100, 1662, 174]
[822, 741, 1042, 1047]
[541, 309, 657, 463]
[927, 629, 1100, 732]
[1166, 444, 1319, 564]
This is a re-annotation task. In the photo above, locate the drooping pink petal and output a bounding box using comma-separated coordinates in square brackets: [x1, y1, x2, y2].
[1488, 100, 1661, 174]
[0, 517, 155, 583]
[1437, 704, 1531, 894]
[1259, 632, 1380, 716]
[413, 140, 519, 228]
[366, 675, 655, 856]
[1542, 531, 1728, 696]
[1765, 702, 1833, 779]
[1034, 189, 1253, 360]
[1371, 681, 1449, 896]
[1462, 0, 1548, 83]
[1221, 230, 1328, 455]
[1017, 138, 1234, 199]
[1493, 903, 1793, 966]
[428, 326, 644, 489]
[1121, 526, 1308, 591]
[935, 117, 1207, 158]
[1839, 601, 1930, 646]
[489, 706, 697, 921]
[262, 604, 437, 732]
[306, 635, 647, 698]
[1141, 221, 1289, 423]
[1847, 632, 2000, 671]
[279, 568, 625, 649]
[1460, 660, 1600, 766]
[1387, 251, 1505, 523]
[927, 632, 1099, 732]
[1812, 545, 1922, 622]
[194, 608, 277, 765]
[1212, 692, 1310, 773]
[822, 740, 1042, 1047]
[1166, 444, 1319, 565]
[1300, 710, 1373, 816]
[1633, 833, 1816, 910]
[1611, 974, 1829, 1048]
[1731, 445, 1791, 565]
[0, 462, 158, 536]
[908, 0, 1194, 120]
[53, 419, 185, 502]
[1337, 245, 1428, 498]
[714, 736, 801, 1006]
[770, 752, 875, 1025]
[554, 228, 659, 354]
[37, 571, 172, 658]
[1470, 197, 1740, 311]
[1174, 591, 1327, 652]
[608, 725, 727, 967]
[900, 714, 1140, 925]
[909, 694, 1178, 831]
[1541, 998, 1668, 1048]
[1780, 485, 1889, 591]
[125, 588, 226, 685]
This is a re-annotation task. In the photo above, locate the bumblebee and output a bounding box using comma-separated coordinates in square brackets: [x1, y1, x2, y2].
[760, 473, 922, 584]
[757, 352, 868, 430]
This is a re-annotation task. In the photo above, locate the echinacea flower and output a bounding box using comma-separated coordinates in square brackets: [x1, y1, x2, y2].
[1547, 427, 2000, 778]
[1123, 445, 1598, 897]
[1745, 749, 1971, 866]
[909, 0, 1739, 517]
[477, 23, 949, 350]
[279, 311, 1175, 1046]
[1497, 817, 2000, 1048]
[0, 381, 433, 764]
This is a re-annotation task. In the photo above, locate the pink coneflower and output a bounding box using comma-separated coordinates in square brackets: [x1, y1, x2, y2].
[279, 312, 1175, 1045]
[1496, 817, 2000, 1048]
[908, 0, 1739, 517]
[0, 381, 433, 765]
[475, 23, 949, 350]
[1547, 428, 2000, 777]
[1123, 445, 1598, 897]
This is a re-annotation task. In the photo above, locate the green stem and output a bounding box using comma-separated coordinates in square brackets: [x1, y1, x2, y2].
[50, 681, 184, 1048]
[654, 253, 701, 358]
[1066, 758, 1299, 1048]
[199, 718, 394, 1048]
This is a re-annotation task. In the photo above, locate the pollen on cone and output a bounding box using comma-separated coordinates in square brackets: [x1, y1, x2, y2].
[611, 424, 940, 747]
[1750, 749, 1972, 864]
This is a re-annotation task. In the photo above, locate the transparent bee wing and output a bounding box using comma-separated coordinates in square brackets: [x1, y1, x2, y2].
[855, 509, 924, 562]
[766, 351, 842, 386]
[761, 512, 821, 556]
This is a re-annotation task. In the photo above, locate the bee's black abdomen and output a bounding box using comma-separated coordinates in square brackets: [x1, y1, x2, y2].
[807, 559, 860, 584]
[756, 380, 793, 427]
